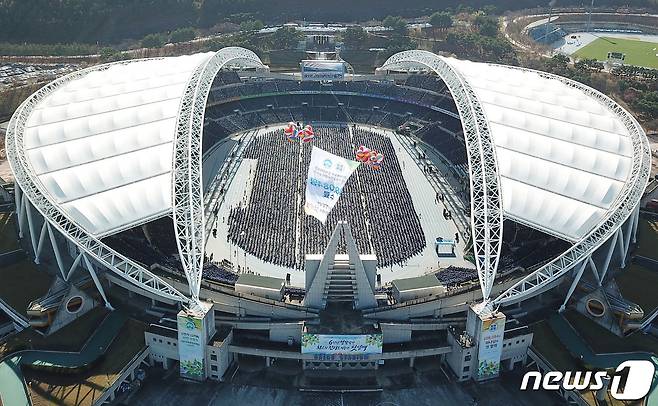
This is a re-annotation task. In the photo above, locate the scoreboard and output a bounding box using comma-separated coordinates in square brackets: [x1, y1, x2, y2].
[301, 60, 346, 81]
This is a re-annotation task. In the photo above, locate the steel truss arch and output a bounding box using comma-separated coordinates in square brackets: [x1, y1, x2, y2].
[380, 50, 504, 302]
[5, 60, 189, 304]
[172, 47, 266, 301]
[492, 67, 651, 306]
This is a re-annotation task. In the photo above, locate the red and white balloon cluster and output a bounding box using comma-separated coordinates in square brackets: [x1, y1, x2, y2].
[355, 145, 384, 170]
[284, 122, 314, 143]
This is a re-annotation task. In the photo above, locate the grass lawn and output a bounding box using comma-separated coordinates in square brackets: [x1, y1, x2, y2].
[574, 36, 658, 69]
[25, 318, 147, 406]
[635, 217, 658, 260]
[0, 212, 18, 253]
[616, 263, 658, 315]
[529, 320, 582, 372]
[565, 310, 658, 355]
[0, 259, 53, 318]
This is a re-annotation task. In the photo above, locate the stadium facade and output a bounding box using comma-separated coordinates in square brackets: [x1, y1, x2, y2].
[5, 47, 651, 383]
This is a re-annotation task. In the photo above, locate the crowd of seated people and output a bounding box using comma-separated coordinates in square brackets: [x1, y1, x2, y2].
[352, 126, 426, 267]
[224, 125, 426, 269]
[298, 126, 371, 264]
[285, 286, 306, 301]
[435, 266, 478, 288]
[226, 131, 301, 268]
[202, 262, 239, 285]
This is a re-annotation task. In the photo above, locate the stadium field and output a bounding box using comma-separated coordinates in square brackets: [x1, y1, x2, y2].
[574, 36, 658, 68]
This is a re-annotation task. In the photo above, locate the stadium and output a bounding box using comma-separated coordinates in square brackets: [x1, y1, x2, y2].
[4, 46, 651, 383]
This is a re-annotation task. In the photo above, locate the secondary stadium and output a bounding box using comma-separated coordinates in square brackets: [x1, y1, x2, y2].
[5, 47, 651, 380]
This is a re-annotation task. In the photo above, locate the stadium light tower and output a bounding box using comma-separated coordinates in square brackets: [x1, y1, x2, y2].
[586, 0, 594, 33]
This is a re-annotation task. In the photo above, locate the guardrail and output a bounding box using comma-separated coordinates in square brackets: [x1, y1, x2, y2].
[526, 347, 589, 406]
[95, 346, 150, 405]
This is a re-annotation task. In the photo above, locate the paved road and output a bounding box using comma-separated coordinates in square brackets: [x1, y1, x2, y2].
[130, 367, 559, 406]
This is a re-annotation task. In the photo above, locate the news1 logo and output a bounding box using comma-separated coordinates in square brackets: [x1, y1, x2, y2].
[521, 360, 655, 400]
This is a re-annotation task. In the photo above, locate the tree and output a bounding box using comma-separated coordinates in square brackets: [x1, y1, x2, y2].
[550, 53, 570, 67]
[429, 12, 453, 39]
[269, 26, 303, 50]
[635, 91, 658, 119]
[341, 26, 368, 49]
[575, 58, 603, 72]
[141, 33, 166, 48]
[482, 5, 497, 16]
[99, 47, 128, 61]
[444, 31, 516, 64]
[240, 20, 264, 32]
[477, 18, 499, 37]
[456, 4, 474, 14]
[169, 27, 196, 43]
[382, 16, 407, 35]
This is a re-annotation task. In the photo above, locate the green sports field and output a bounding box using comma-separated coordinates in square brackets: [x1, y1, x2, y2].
[574, 36, 658, 69]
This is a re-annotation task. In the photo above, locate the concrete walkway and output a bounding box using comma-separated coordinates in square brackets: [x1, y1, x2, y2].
[0, 311, 127, 405]
[549, 314, 658, 405]
[17, 311, 126, 369]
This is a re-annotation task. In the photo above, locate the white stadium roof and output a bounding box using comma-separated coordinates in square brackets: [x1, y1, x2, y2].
[7, 47, 650, 308]
[23, 53, 214, 236]
[447, 58, 633, 242]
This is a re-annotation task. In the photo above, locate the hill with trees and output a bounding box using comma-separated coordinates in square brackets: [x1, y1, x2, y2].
[1, 0, 656, 44]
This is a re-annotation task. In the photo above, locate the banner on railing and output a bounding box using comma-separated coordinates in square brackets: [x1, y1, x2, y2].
[301, 333, 383, 355]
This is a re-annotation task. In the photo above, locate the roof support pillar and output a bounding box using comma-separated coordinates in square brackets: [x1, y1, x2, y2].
[616, 227, 626, 268]
[35, 220, 48, 264]
[588, 256, 601, 286]
[25, 199, 39, 262]
[633, 204, 640, 244]
[15, 185, 25, 238]
[83, 254, 114, 310]
[559, 258, 588, 313]
[631, 205, 639, 244]
[14, 182, 21, 217]
[67, 251, 83, 281]
[599, 229, 618, 284]
[47, 222, 66, 280]
[623, 209, 634, 260]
